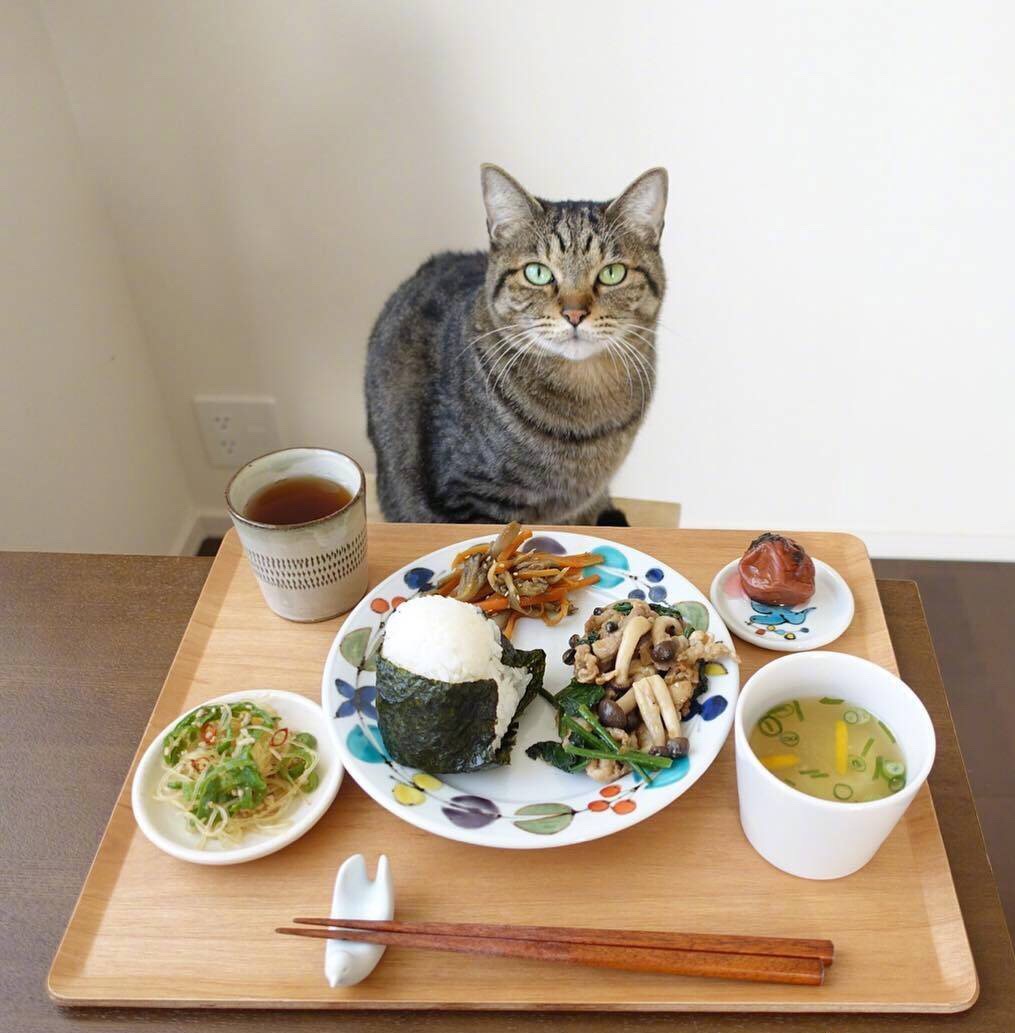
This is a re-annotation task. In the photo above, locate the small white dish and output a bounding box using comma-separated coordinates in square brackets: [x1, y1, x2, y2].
[710, 557, 854, 652]
[735, 651, 936, 879]
[132, 689, 343, 865]
[326, 854, 394, 987]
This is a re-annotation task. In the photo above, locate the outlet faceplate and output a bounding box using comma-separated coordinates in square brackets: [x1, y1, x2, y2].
[194, 396, 281, 468]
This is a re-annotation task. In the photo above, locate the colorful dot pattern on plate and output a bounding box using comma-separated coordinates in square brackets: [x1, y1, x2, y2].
[324, 532, 739, 847]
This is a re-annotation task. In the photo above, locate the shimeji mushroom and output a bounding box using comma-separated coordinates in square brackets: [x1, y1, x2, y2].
[646, 674, 682, 739]
[614, 686, 640, 714]
[611, 616, 653, 687]
[651, 615, 680, 645]
[669, 677, 695, 713]
[632, 676, 668, 747]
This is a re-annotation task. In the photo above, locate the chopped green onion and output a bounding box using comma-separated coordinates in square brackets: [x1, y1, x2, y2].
[833, 783, 854, 800]
[798, 768, 818, 775]
[884, 760, 905, 778]
[819, 697, 844, 705]
[888, 774, 905, 792]
[861, 737, 875, 757]
[766, 703, 795, 719]
[873, 755, 885, 781]
[759, 715, 783, 737]
[809, 772, 830, 779]
[792, 700, 804, 722]
[779, 731, 800, 747]
[849, 755, 867, 772]
[878, 720, 897, 744]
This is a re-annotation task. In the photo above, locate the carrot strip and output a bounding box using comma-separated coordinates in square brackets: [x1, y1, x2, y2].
[503, 612, 519, 640]
[498, 529, 533, 562]
[477, 595, 511, 612]
[517, 575, 600, 608]
[437, 572, 462, 596]
[452, 543, 492, 568]
[541, 553, 605, 568]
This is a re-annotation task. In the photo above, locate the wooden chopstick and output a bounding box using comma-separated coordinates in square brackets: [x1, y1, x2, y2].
[290, 917, 834, 965]
[276, 923, 826, 987]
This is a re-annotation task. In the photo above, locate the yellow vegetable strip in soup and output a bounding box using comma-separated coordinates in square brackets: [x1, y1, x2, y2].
[748, 696, 906, 803]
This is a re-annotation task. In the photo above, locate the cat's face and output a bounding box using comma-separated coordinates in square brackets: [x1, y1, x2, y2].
[481, 166, 667, 361]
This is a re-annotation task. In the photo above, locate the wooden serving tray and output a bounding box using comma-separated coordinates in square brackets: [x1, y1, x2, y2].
[49, 526, 977, 1012]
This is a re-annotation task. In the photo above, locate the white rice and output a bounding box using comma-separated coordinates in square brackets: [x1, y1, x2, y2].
[382, 595, 530, 750]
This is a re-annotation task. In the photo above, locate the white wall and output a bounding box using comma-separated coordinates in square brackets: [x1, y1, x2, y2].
[41, 0, 1015, 558]
[0, 0, 193, 554]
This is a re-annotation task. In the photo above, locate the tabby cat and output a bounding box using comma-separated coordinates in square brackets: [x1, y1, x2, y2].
[365, 164, 667, 524]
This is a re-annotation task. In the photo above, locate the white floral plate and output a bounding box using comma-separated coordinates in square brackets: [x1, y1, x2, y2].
[321, 532, 739, 849]
[709, 557, 855, 653]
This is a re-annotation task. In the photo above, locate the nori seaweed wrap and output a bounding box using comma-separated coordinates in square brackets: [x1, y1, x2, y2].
[375, 597, 545, 773]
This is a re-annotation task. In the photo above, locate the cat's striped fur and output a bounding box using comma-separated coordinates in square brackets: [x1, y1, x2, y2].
[365, 165, 667, 524]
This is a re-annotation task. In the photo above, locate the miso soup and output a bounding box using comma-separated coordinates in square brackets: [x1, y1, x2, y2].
[748, 696, 906, 803]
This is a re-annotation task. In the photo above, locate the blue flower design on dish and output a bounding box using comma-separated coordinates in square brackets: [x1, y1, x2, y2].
[648, 585, 667, 602]
[347, 724, 388, 763]
[584, 544, 629, 589]
[645, 568, 664, 583]
[335, 678, 377, 720]
[628, 588, 646, 601]
[404, 567, 434, 591]
[700, 696, 728, 721]
[634, 755, 690, 789]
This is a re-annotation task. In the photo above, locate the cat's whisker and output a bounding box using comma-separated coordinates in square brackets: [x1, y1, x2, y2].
[618, 326, 658, 351]
[602, 339, 634, 401]
[601, 335, 642, 403]
[467, 322, 528, 346]
[484, 327, 542, 392]
[605, 334, 653, 409]
[480, 325, 541, 367]
[457, 322, 531, 362]
[610, 340, 645, 408]
[491, 333, 540, 398]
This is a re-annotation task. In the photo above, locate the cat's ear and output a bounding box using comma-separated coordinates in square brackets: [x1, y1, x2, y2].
[481, 164, 542, 244]
[606, 167, 668, 245]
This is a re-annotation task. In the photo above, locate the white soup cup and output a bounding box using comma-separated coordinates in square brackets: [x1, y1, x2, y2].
[735, 651, 935, 880]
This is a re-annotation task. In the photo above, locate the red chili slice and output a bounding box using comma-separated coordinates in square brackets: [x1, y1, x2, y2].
[270, 728, 289, 748]
[200, 721, 217, 745]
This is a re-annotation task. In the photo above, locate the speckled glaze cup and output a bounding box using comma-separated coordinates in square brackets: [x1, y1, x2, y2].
[225, 448, 368, 622]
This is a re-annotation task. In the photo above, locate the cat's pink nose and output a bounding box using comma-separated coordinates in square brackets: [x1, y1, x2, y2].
[563, 308, 588, 326]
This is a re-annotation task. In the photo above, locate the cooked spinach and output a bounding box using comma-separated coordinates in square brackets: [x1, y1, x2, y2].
[525, 740, 588, 774]
[551, 679, 606, 734]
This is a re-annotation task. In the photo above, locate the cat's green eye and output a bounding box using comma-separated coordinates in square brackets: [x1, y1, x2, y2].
[598, 263, 627, 286]
[523, 262, 554, 286]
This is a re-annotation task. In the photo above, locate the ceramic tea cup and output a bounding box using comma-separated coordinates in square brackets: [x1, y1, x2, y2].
[735, 651, 936, 879]
[225, 448, 368, 622]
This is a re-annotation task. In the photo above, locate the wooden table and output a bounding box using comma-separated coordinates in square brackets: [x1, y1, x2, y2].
[2, 551, 1013, 1032]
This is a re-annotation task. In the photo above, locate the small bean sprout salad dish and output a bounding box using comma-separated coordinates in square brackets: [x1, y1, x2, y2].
[156, 701, 319, 843]
[132, 690, 342, 865]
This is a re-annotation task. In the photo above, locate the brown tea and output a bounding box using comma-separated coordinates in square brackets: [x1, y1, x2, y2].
[243, 475, 351, 525]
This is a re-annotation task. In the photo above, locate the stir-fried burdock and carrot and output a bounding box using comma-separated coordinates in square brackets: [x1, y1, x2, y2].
[431, 522, 602, 636]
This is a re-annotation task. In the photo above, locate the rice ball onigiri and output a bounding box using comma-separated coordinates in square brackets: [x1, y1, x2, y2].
[381, 595, 531, 751]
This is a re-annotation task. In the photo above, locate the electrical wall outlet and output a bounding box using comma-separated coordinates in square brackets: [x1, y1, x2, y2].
[194, 395, 281, 468]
